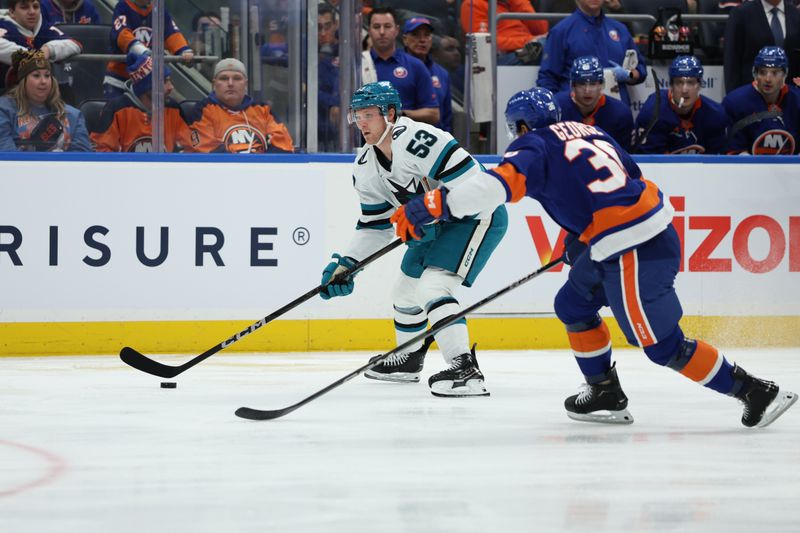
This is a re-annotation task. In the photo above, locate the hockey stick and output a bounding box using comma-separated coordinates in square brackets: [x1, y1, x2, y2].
[631, 68, 660, 153]
[120, 239, 404, 378]
[725, 110, 782, 147]
[235, 255, 565, 421]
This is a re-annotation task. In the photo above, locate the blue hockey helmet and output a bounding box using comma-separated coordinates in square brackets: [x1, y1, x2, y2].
[349, 81, 402, 122]
[504, 88, 561, 137]
[753, 46, 788, 72]
[669, 55, 703, 82]
[570, 56, 604, 84]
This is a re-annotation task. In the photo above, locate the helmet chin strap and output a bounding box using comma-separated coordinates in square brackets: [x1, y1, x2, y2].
[368, 115, 394, 146]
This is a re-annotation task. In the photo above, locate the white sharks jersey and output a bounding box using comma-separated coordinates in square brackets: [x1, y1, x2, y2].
[345, 117, 487, 260]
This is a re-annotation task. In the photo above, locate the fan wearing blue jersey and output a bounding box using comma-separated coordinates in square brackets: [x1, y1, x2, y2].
[555, 55, 634, 151]
[393, 87, 797, 428]
[635, 56, 730, 155]
[0, 0, 82, 91]
[722, 46, 800, 155]
[320, 81, 508, 397]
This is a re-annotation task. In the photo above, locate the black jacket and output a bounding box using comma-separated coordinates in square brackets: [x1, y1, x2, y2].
[723, 1, 800, 92]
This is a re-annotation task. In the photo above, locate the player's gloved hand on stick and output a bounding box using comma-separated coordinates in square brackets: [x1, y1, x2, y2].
[390, 188, 450, 242]
[609, 61, 631, 83]
[563, 232, 588, 265]
[320, 253, 358, 299]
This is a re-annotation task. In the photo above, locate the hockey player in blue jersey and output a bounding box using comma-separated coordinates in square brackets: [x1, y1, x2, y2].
[320, 81, 508, 397]
[392, 87, 797, 427]
[723, 46, 800, 155]
[635, 55, 730, 154]
[555, 55, 634, 151]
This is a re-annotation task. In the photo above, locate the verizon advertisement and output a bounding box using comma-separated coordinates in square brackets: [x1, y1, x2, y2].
[465, 161, 800, 317]
[0, 158, 797, 322]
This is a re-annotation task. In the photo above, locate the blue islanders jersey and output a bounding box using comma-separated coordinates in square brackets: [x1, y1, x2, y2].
[106, 0, 190, 83]
[722, 84, 800, 155]
[41, 0, 101, 25]
[556, 91, 634, 151]
[0, 15, 81, 89]
[635, 91, 730, 154]
[488, 121, 674, 261]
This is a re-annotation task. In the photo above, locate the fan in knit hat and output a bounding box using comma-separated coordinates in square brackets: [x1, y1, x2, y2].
[11, 49, 52, 81]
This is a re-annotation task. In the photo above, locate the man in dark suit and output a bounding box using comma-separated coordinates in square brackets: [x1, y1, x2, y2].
[723, 0, 800, 92]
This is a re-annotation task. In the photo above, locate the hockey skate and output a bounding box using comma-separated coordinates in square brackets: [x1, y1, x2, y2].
[365, 339, 430, 383]
[564, 364, 634, 425]
[428, 344, 489, 397]
[732, 365, 798, 428]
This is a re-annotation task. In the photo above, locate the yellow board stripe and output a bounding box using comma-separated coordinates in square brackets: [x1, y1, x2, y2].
[0, 316, 798, 357]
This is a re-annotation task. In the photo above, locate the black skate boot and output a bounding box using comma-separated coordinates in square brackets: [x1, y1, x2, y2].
[364, 338, 431, 383]
[428, 344, 489, 397]
[732, 364, 798, 428]
[564, 364, 634, 425]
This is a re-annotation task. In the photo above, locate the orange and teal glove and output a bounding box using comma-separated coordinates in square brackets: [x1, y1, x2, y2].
[390, 188, 450, 242]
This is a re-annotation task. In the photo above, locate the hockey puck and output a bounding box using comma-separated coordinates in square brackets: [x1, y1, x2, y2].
[160, 382, 177, 389]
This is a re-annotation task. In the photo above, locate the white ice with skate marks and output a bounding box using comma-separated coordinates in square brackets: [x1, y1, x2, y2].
[1, 349, 798, 533]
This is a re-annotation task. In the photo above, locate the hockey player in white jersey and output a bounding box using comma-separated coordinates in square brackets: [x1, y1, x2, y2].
[320, 81, 508, 397]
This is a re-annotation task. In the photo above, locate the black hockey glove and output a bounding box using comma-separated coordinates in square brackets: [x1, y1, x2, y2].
[563, 232, 588, 266]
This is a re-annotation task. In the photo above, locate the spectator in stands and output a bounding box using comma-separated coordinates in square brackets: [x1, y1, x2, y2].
[402, 16, 453, 132]
[91, 53, 191, 152]
[723, 46, 800, 154]
[190, 11, 221, 78]
[555, 55, 633, 150]
[318, 4, 340, 151]
[723, 0, 800, 93]
[191, 11, 222, 56]
[460, 0, 548, 65]
[537, 0, 647, 108]
[260, 0, 289, 64]
[0, 0, 81, 91]
[363, 7, 439, 125]
[432, 34, 463, 98]
[40, 0, 100, 25]
[186, 58, 294, 153]
[635, 55, 730, 154]
[0, 48, 89, 151]
[104, 0, 193, 98]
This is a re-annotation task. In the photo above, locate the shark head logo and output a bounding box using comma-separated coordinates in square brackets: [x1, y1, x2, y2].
[387, 178, 424, 205]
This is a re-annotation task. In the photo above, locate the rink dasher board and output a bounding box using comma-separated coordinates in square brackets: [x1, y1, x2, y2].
[0, 154, 797, 355]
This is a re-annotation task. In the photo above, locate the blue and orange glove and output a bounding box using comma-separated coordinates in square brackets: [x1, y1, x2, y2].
[390, 188, 450, 242]
[563, 232, 588, 265]
[320, 253, 357, 299]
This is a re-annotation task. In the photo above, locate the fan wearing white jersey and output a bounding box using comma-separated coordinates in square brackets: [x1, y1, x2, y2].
[320, 81, 508, 397]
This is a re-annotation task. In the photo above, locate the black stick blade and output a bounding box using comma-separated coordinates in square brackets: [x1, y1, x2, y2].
[235, 406, 291, 420]
[120, 346, 184, 379]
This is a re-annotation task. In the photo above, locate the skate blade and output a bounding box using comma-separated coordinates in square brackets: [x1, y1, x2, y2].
[364, 371, 420, 383]
[567, 409, 634, 425]
[756, 390, 798, 428]
[430, 379, 490, 398]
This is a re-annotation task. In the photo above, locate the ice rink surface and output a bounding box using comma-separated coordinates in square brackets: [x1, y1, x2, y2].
[1, 348, 799, 533]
